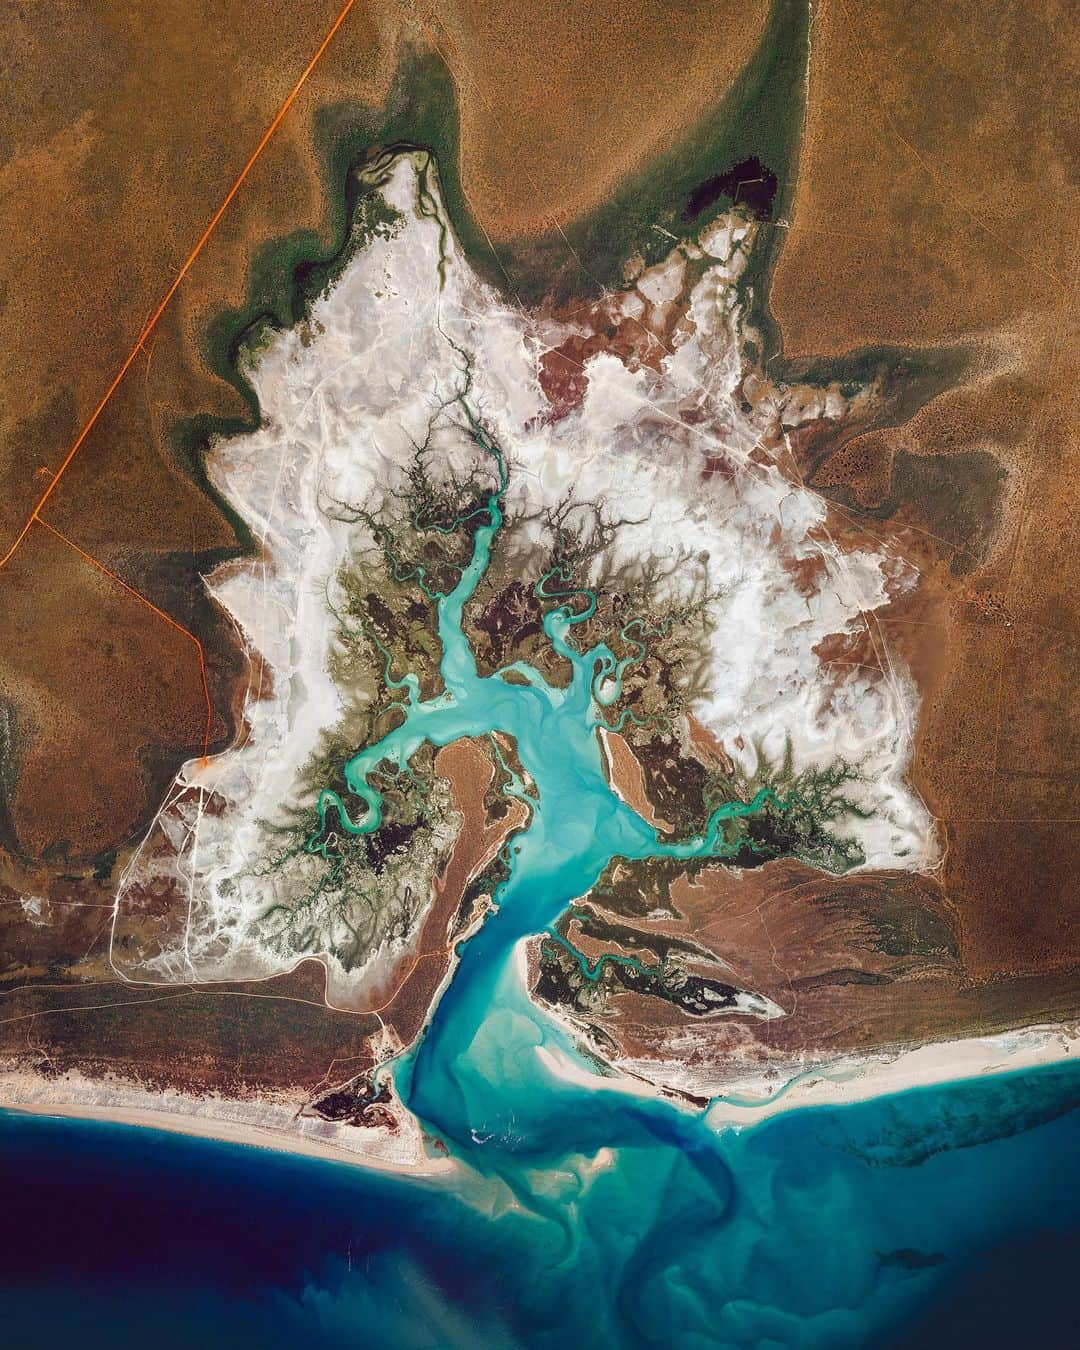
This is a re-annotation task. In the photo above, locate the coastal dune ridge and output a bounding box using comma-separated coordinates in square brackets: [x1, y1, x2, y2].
[4, 1021, 1076, 1170]
[7, 146, 1069, 1173]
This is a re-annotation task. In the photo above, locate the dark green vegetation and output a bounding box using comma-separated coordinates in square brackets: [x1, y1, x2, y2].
[254, 771, 450, 971]
[184, 0, 809, 455]
[588, 743, 869, 925]
[174, 0, 993, 619]
[820, 447, 1008, 577]
[18, 0, 1002, 969]
[248, 392, 841, 973]
[785, 343, 1006, 580]
[171, 0, 989, 633]
[536, 931, 744, 1021]
[495, 0, 809, 321]
[243, 427, 500, 969]
[784, 344, 973, 463]
[0, 704, 19, 860]
[250, 565, 451, 972]
[465, 497, 721, 710]
[705, 742, 870, 873]
[535, 901, 751, 1025]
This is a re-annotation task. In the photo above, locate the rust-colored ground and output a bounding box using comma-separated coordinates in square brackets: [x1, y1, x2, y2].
[0, 0, 401, 861]
[768, 0, 1078, 984]
[599, 727, 675, 834]
[551, 858, 1080, 1087]
[0, 958, 378, 1100]
[348, 738, 528, 1036]
[0, 0, 777, 1108]
[435, 0, 769, 236]
[0, 0, 771, 867]
[2, 2, 1076, 1104]
[0, 739, 524, 1109]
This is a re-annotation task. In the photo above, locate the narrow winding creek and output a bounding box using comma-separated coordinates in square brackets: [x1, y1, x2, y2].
[34, 151, 1075, 1349]
[270, 395, 1080, 1350]
[306, 393, 780, 1167]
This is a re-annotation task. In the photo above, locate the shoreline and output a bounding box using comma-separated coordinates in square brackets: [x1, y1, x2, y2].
[702, 1022, 1080, 1128]
[5, 1022, 1076, 1174]
[0, 1073, 453, 1179]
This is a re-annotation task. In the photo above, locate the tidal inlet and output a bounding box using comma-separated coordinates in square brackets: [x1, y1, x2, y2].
[1, 4, 1078, 1348]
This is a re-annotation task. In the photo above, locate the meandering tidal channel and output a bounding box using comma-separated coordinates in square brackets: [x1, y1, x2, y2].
[5, 155, 1076, 1350]
[204, 400, 1080, 1350]
[307, 400, 779, 1162]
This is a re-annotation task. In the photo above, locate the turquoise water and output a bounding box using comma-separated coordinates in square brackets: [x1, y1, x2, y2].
[3, 410, 1077, 1344]
[2, 1063, 1079, 1346]
[311, 405, 780, 1167]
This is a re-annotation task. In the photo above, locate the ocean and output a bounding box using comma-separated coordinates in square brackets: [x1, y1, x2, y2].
[2, 1059, 1078, 1348]
[5, 407, 1079, 1347]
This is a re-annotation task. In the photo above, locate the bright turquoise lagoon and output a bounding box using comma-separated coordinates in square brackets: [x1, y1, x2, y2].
[3, 411, 1077, 1348]
[2, 1062, 1079, 1347]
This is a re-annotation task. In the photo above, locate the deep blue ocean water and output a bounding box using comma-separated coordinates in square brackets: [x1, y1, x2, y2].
[2, 1059, 1078, 1349]
[4, 418, 1077, 1347]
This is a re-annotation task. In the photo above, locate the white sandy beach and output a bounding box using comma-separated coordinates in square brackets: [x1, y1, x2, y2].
[0, 1069, 453, 1177]
[704, 1022, 1080, 1128]
[2, 1022, 1077, 1170]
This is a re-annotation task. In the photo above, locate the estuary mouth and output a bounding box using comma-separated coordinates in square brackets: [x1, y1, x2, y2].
[109, 150, 932, 1044]
[3, 7, 1076, 1343]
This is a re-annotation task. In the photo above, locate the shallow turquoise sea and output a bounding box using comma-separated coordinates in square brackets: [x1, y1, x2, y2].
[2, 1059, 1078, 1348]
[6, 413, 1074, 1347]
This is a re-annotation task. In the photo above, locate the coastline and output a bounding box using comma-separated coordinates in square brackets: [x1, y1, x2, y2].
[3, 1021, 1077, 1172]
[703, 1022, 1080, 1128]
[0, 1072, 453, 1178]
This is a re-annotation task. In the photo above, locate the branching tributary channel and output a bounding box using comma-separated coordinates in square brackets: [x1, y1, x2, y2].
[307, 393, 782, 1170]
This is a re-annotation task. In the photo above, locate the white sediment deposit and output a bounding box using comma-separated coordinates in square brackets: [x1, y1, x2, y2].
[0, 1066, 442, 1173]
[113, 150, 935, 1004]
[703, 1024, 1080, 1128]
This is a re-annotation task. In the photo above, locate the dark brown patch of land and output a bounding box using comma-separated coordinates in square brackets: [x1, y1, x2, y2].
[532, 855, 1079, 1085]
[0, 959, 377, 1101]
[769, 0, 1079, 988]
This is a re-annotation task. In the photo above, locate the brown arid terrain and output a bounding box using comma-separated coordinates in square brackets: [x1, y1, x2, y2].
[532, 727, 1079, 1096]
[1, 0, 400, 861]
[435, 0, 771, 236]
[0, 0, 774, 864]
[0, 1, 1077, 1125]
[0, 737, 523, 1129]
[769, 0, 1079, 985]
[524, 0, 1078, 1092]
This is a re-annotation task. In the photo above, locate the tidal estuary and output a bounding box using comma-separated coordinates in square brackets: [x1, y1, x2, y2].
[7, 150, 1075, 1348]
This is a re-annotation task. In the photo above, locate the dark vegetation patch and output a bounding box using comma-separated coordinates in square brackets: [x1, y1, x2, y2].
[591, 855, 697, 920]
[814, 446, 1007, 576]
[682, 155, 778, 222]
[535, 934, 743, 1020]
[559, 904, 717, 967]
[307, 1073, 395, 1130]
[632, 733, 711, 836]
